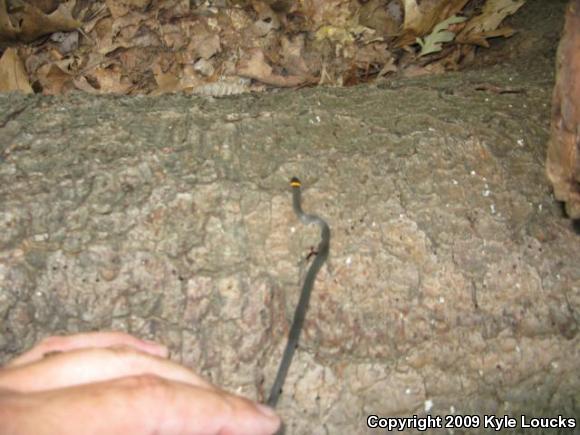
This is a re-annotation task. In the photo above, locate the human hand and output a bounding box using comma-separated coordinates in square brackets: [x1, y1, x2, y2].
[0, 332, 280, 435]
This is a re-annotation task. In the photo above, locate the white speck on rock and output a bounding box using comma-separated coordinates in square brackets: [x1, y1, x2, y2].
[424, 399, 433, 412]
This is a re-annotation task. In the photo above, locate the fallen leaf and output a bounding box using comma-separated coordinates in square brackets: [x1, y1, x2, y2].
[301, 0, 353, 29]
[417, 15, 466, 56]
[151, 61, 182, 94]
[398, 0, 469, 46]
[105, 0, 151, 20]
[37, 60, 75, 94]
[50, 30, 79, 55]
[252, 1, 280, 37]
[402, 0, 423, 32]
[358, 0, 403, 36]
[353, 41, 393, 68]
[280, 34, 311, 76]
[457, 0, 525, 47]
[73, 75, 102, 94]
[0, 47, 33, 93]
[237, 48, 311, 87]
[315, 25, 354, 45]
[0, 0, 20, 41]
[90, 65, 132, 93]
[26, 0, 60, 14]
[0, 0, 81, 43]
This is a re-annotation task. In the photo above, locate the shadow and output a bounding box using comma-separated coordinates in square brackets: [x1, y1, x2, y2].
[572, 219, 580, 234]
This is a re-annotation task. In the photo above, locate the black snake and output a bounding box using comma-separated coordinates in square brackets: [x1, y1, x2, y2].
[266, 177, 331, 407]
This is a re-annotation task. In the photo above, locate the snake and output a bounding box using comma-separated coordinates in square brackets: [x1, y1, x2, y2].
[266, 177, 331, 408]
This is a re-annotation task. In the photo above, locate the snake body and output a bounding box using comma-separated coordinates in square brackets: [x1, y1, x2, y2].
[266, 177, 331, 408]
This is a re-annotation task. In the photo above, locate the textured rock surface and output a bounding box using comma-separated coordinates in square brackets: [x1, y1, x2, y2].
[0, 1, 578, 434]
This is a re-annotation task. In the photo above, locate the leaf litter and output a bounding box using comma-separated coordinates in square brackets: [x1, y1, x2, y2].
[0, 0, 526, 95]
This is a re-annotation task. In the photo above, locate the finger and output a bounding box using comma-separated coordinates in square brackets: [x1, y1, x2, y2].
[5, 332, 168, 367]
[1, 375, 281, 435]
[0, 346, 214, 393]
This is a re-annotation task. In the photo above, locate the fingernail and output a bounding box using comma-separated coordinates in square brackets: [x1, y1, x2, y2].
[256, 403, 278, 419]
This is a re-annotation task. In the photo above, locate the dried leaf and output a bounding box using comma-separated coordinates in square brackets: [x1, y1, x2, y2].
[398, 0, 469, 46]
[402, 0, 468, 33]
[188, 28, 221, 60]
[359, 0, 403, 35]
[457, 0, 525, 47]
[402, 0, 422, 32]
[73, 75, 102, 94]
[252, 1, 280, 37]
[37, 60, 75, 94]
[151, 61, 183, 94]
[0, 47, 33, 93]
[50, 31, 79, 55]
[280, 34, 311, 76]
[237, 48, 310, 87]
[315, 25, 354, 45]
[353, 41, 393, 67]
[1, 0, 528, 96]
[105, 0, 151, 20]
[0, 0, 81, 43]
[417, 15, 466, 56]
[301, 0, 353, 29]
[0, 0, 17, 41]
[90, 65, 132, 94]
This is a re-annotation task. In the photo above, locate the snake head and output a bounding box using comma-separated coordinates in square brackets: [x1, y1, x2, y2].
[290, 177, 301, 187]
